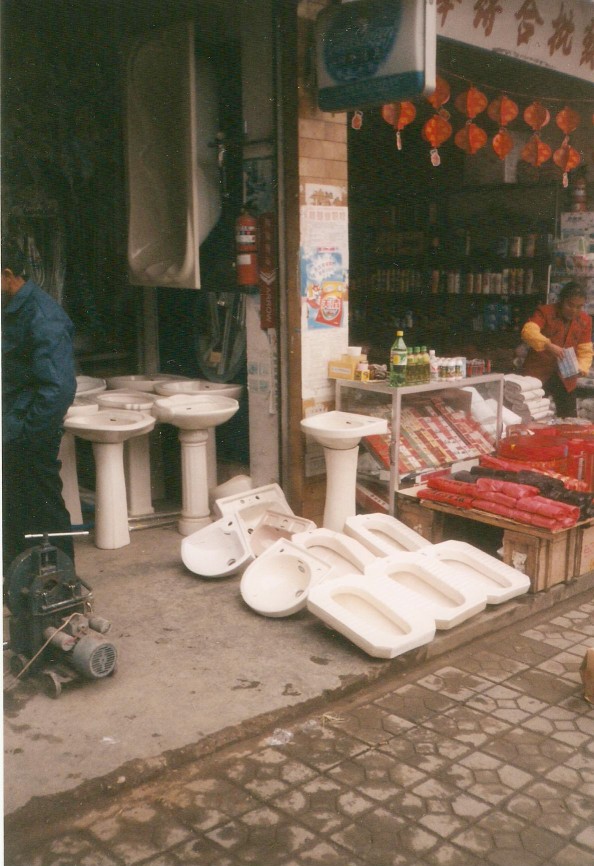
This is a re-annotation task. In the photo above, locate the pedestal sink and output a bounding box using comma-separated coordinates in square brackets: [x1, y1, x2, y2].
[105, 374, 189, 392]
[154, 379, 243, 489]
[76, 375, 107, 398]
[301, 410, 388, 532]
[152, 394, 239, 535]
[59, 397, 99, 526]
[96, 390, 159, 517]
[64, 409, 156, 549]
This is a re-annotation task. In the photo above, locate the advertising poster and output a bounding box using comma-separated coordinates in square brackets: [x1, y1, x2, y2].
[299, 203, 349, 331]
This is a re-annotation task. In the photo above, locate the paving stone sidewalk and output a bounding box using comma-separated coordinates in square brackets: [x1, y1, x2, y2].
[5, 591, 594, 866]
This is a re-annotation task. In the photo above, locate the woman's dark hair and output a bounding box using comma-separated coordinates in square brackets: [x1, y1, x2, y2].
[1, 239, 29, 278]
[558, 281, 586, 303]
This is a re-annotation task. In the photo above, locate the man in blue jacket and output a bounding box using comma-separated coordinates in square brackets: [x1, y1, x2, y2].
[2, 240, 77, 576]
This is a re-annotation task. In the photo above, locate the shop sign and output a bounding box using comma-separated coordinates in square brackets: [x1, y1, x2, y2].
[436, 0, 594, 84]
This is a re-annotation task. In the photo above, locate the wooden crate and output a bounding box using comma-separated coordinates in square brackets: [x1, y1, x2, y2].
[501, 527, 577, 593]
[573, 522, 594, 577]
[396, 495, 443, 543]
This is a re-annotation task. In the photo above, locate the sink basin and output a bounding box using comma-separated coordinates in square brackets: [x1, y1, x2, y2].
[65, 409, 156, 443]
[97, 389, 159, 412]
[301, 410, 388, 450]
[154, 379, 242, 400]
[105, 374, 189, 392]
[76, 375, 107, 397]
[67, 396, 100, 417]
[152, 394, 239, 430]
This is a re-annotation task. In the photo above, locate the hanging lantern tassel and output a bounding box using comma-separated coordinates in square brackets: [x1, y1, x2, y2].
[351, 110, 363, 130]
[554, 140, 581, 187]
[422, 112, 452, 166]
[381, 101, 416, 150]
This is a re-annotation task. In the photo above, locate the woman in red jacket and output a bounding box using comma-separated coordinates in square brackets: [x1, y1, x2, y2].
[521, 281, 593, 418]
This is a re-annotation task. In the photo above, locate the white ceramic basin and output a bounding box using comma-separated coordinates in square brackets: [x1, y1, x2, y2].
[76, 375, 107, 397]
[152, 394, 239, 430]
[105, 374, 189, 392]
[97, 389, 159, 411]
[67, 396, 100, 417]
[154, 379, 243, 400]
[301, 410, 388, 450]
[65, 409, 156, 443]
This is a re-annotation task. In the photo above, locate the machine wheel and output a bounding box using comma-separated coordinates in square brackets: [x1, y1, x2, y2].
[41, 671, 62, 699]
[9, 653, 29, 677]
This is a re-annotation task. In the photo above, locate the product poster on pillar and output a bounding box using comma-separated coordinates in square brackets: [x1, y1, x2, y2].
[300, 204, 349, 331]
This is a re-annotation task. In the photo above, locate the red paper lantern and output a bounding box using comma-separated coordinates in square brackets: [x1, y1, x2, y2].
[487, 94, 519, 127]
[381, 101, 416, 149]
[455, 86, 488, 119]
[523, 101, 550, 131]
[556, 106, 581, 136]
[521, 135, 552, 167]
[455, 122, 487, 154]
[554, 143, 581, 187]
[492, 128, 514, 160]
[422, 113, 452, 166]
[426, 76, 450, 109]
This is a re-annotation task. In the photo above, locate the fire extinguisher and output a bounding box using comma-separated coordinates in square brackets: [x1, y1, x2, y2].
[235, 209, 258, 287]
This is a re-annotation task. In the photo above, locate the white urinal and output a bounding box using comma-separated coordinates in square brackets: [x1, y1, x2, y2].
[291, 528, 377, 579]
[240, 539, 332, 617]
[344, 513, 430, 556]
[420, 540, 530, 604]
[214, 483, 293, 531]
[366, 552, 486, 630]
[181, 514, 253, 578]
[249, 510, 316, 557]
[307, 574, 436, 659]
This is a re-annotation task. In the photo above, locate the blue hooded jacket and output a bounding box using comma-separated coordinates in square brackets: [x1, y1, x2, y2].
[2, 279, 76, 447]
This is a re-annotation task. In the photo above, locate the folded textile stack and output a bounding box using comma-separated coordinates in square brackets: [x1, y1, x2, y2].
[462, 386, 522, 435]
[503, 374, 554, 422]
[577, 397, 594, 421]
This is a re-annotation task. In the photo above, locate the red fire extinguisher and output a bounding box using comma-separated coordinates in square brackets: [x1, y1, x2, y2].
[235, 209, 259, 287]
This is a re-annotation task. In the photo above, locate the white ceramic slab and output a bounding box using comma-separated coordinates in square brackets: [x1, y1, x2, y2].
[292, 528, 376, 579]
[344, 513, 430, 556]
[240, 539, 332, 617]
[181, 514, 253, 578]
[307, 573, 436, 659]
[367, 551, 486, 630]
[420, 540, 531, 604]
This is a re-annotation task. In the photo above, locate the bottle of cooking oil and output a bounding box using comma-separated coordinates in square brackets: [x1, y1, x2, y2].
[420, 346, 430, 384]
[389, 330, 407, 386]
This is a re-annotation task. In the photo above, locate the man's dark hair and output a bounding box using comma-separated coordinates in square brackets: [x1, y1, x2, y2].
[1, 239, 29, 278]
[558, 280, 586, 303]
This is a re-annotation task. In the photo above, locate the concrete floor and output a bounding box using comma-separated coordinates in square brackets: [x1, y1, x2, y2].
[4, 520, 594, 820]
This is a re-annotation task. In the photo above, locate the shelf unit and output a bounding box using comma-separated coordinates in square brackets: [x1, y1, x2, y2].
[335, 374, 504, 515]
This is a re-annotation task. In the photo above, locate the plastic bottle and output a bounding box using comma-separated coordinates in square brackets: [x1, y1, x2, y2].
[405, 348, 414, 384]
[389, 330, 407, 386]
[413, 347, 421, 385]
[429, 349, 439, 382]
[420, 346, 430, 384]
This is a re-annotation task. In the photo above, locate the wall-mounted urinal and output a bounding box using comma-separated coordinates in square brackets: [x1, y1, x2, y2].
[249, 511, 316, 557]
[240, 539, 332, 617]
[291, 528, 376, 580]
[214, 483, 294, 532]
[365, 552, 486, 630]
[420, 540, 530, 604]
[307, 574, 436, 659]
[344, 513, 430, 556]
[181, 513, 253, 578]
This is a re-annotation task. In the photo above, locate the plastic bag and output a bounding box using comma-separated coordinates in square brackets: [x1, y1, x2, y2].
[558, 346, 580, 379]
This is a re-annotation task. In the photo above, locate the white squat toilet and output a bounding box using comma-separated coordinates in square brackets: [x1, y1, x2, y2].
[291, 528, 377, 579]
[344, 513, 430, 556]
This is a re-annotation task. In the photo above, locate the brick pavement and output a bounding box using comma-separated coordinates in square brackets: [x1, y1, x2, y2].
[5, 590, 594, 866]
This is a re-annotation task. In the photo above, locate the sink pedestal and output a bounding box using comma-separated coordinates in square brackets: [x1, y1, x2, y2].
[59, 431, 83, 526]
[94, 441, 131, 548]
[322, 445, 360, 532]
[178, 429, 211, 535]
[124, 435, 155, 517]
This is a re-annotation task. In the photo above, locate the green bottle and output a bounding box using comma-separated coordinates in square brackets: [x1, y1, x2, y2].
[389, 330, 407, 386]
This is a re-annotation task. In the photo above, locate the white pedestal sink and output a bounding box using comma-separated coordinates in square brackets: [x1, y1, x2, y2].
[76, 375, 107, 398]
[59, 397, 99, 526]
[96, 390, 160, 517]
[152, 394, 239, 535]
[154, 378, 243, 489]
[64, 409, 156, 549]
[105, 374, 189, 392]
[301, 410, 388, 532]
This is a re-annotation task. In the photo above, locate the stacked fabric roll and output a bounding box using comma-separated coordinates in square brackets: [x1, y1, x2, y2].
[503, 374, 554, 422]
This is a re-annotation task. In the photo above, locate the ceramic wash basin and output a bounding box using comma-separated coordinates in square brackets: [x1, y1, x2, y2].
[152, 394, 239, 430]
[65, 409, 156, 443]
[301, 410, 388, 450]
[105, 374, 189, 392]
[154, 379, 242, 400]
[97, 389, 159, 412]
[67, 396, 100, 417]
[76, 375, 107, 397]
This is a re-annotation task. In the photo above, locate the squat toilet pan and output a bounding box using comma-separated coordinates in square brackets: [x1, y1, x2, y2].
[420, 540, 530, 604]
[366, 551, 487, 630]
[344, 512, 430, 556]
[181, 513, 253, 578]
[291, 528, 377, 579]
[307, 573, 436, 659]
[240, 539, 332, 617]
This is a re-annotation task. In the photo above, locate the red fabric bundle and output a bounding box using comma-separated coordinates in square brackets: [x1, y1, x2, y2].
[515, 495, 580, 523]
[472, 499, 518, 521]
[475, 476, 540, 499]
[473, 498, 570, 531]
[479, 455, 588, 491]
[472, 490, 517, 508]
[417, 489, 475, 509]
[427, 476, 477, 496]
